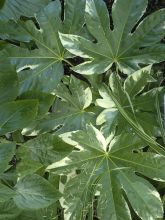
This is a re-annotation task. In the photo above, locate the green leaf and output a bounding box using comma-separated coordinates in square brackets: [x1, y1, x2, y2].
[0, 58, 18, 104]
[3, 0, 85, 93]
[55, 76, 92, 110]
[155, 90, 165, 144]
[19, 90, 55, 115]
[134, 87, 165, 112]
[13, 174, 61, 209]
[0, 0, 5, 9]
[124, 65, 155, 98]
[16, 145, 43, 176]
[96, 68, 165, 154]
[18, 210, 44, 220]
[47, 125, 164, 220]
[60, 0, 165, 75]
[0, 200, 21, 219]
[0, 184, 16, 203]
[0, 142, 16, 174]
[0, 100, 38, 135]
[109, 88, 165, 155]
[22, 76, 95, 135]
[0, 0, 51, 21]
[22, 133, 73, 166]
[0, 20, 31, 42]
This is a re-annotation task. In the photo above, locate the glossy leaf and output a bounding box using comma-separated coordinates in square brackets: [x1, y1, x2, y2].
[2, 0, 85, 93]
[47, 125, 165, 220]
[96, 67, 165, 154]
[22, 76, 95, 135]
[60, 0, 165, 75]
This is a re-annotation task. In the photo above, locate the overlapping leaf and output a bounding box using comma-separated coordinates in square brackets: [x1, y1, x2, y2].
[47, 125, 165, 220]
[0, 0, 164, 219]
[0, 58, 18, 103]
[0, 174, 61, 210]
[60, 0, 165, 75]
[0, 0, 51, 21]
[18, 133, 73, 167]
[13, 174, 61, 209]
[0, 100, 38, 135]
[96, 66, 165, 154]
[0, 142, 16, 174]
[22, 76, 95, 135]
[2, 0, 85, 94]
[0, 200, 21, 219]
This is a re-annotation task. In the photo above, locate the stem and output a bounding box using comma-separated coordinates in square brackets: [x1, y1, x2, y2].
[62, 58, 74, 67]
[155, 90, 165, 145]
[2, 179, 14, 190]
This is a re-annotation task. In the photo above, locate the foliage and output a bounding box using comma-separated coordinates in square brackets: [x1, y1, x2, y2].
[0, 0, 164, 219]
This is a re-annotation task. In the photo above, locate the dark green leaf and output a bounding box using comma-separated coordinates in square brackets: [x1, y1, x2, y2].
[13, 174, 62, 209]
[0, 59, 18, 104]
[0, 0, 51, 20]
[0, 142, 16, 174]
[0, 184, 16, 203]
[22, 133, 73, 166]
[0, 200, 21, 219]
[0, 100, 38, 135]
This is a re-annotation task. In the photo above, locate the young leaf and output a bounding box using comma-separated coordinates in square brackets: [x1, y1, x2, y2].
[47, 125, 165, 220]
[60, 0, 165, 75]
[13, 174, 62, 209]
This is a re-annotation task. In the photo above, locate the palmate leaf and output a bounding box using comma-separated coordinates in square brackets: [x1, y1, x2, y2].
[22, 76, 95, 135]
[2, 0, 85, 94]
[60, 0, 165, 75]
[47, 125, 165, 220]
[0, 0, 51, 21]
